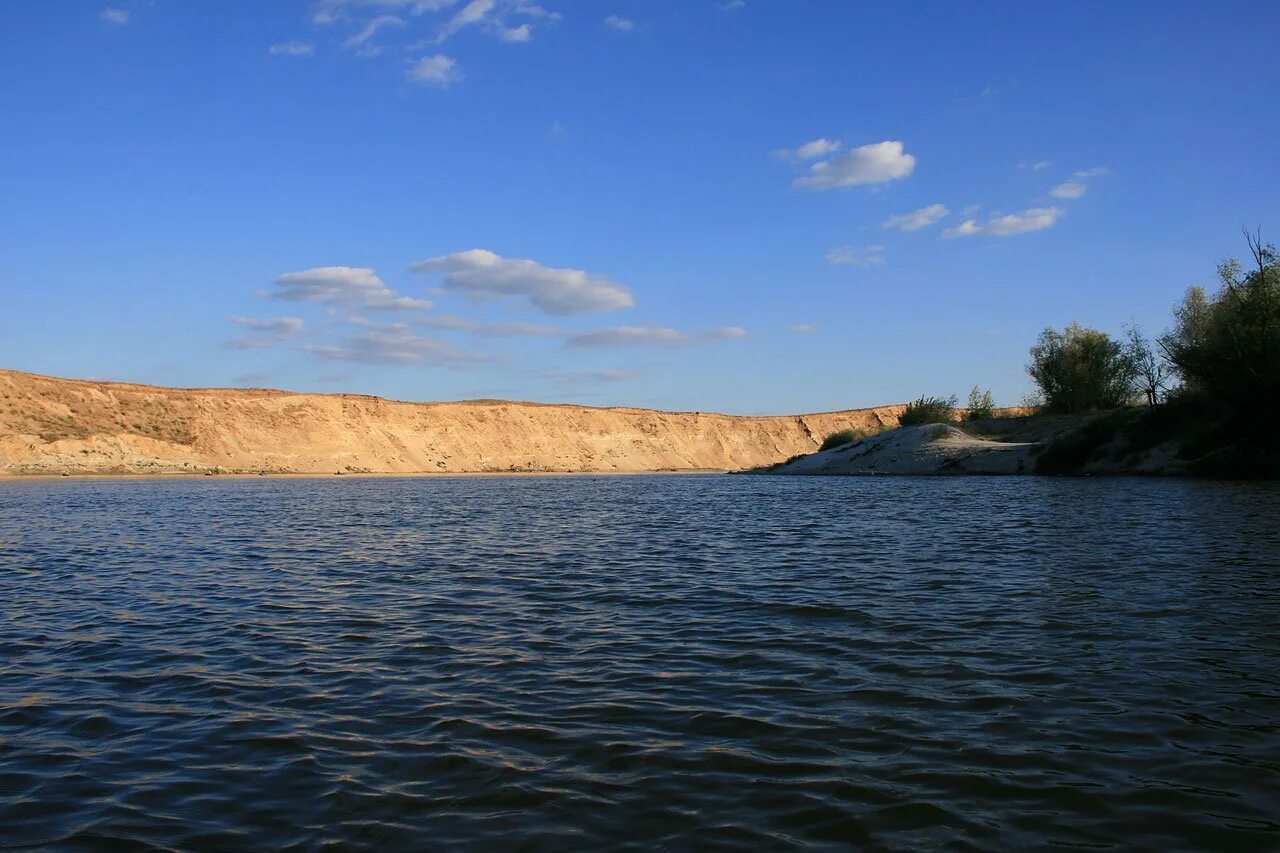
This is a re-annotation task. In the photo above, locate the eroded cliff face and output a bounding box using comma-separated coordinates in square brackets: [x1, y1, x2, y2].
[0, 370, 905, 475]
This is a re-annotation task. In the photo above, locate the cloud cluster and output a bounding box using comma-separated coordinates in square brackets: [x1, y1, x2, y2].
[100, 8, 129, 24]
[425, 0, 560, 44]
[295, 0, 559, 86]
[793, 140, 916, 190]
[943, 207, 1064, 238]
[883, 203, 948, 231]
[232, 248, 748, 373]
[604, 15, 634, 31]
[412, 249, 634, 315]
[274, 267, 432, 310]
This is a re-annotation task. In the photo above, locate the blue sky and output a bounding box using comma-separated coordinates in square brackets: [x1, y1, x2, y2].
[2, 1, 1277, 413]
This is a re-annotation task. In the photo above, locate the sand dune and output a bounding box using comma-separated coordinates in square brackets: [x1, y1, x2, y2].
[0, 369, 907, 475]
[763, 423, 1038, 476]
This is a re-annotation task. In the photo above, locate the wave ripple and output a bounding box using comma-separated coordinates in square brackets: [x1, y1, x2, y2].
[2, 475, 1279, 849]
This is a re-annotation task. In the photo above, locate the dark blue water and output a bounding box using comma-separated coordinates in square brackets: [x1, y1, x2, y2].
[1, 475, 1278, 850]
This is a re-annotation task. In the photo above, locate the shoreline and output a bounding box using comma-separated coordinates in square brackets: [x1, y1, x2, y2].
[0, 468, 734, 482]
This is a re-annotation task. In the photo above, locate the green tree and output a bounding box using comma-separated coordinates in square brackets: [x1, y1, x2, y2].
[1124, 321, 1170, 406]
[1027, 323, 1137, 412]
[1160, 231, 1280, 412]
[965, 386, 995, 420]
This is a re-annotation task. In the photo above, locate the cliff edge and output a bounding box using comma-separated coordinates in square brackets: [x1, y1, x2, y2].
[0, 370, 905, 475]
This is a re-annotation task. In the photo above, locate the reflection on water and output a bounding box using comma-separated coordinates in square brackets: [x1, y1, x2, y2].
[1, 475, 1278, 848]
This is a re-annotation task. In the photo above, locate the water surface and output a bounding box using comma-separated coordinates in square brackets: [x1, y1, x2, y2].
[1, 475, 1278, 849]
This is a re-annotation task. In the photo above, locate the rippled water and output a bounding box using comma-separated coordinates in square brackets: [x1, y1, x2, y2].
[1, 475, 1278, 849]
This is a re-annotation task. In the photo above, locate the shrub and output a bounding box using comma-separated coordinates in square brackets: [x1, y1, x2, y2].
[819, 428, 869, 451]
[898, 395, 958, 426]
[1027, 323, 1138, 412]
[965, 386, 995, 420]
[1159, 231, 1280, 415]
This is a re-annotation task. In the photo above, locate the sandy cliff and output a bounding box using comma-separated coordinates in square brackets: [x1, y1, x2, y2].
[0, 370, 907, 475]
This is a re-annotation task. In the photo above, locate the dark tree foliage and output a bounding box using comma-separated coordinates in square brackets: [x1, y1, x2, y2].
[1027, 323, 1138, 413]
[1125, 322, 1170, 407]
[1160, 231, 1280, 414]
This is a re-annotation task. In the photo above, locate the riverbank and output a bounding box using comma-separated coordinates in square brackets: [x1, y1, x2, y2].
[755, 404, 1276, 478]
[1, 369, 909, 476]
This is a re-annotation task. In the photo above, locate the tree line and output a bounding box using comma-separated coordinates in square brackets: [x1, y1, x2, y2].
[1027, 231, 1278, 416]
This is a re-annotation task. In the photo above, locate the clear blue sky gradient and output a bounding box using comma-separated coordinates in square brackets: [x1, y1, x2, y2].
[3, 1, 1277, 413]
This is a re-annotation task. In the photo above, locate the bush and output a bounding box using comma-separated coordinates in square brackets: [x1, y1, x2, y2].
[819, 428, 869, 451]
[1160, 232, 1280, 415]
[1027, 323, 1138, 412]
[899, 395, 958, 426]
[966, 386, 995, 420]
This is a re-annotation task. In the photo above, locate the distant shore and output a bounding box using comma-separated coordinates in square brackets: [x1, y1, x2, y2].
[1, 368, 915, 477]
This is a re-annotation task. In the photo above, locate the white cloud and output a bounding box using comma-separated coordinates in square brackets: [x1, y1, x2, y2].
[344, 14, 405, 54]
[300, 327, 488, 365]
[407, 54, 461, 86]
[793, 140, 916, 190]
[274, 267, 432, 310]
[1050, 181, 1087, 199]
[513, 2, 559, 18]
[883, 203, 949, 231]
[231, 316, 305, 334]
[225, 316, 305, 350]
[418, 315, 565, 337]
[545, 368, 636, 382]
[565, 325, 745, 348]
[1020, 160, 1052, 172]
[423, 0, 556, 42]
[942, 207, 1064, 238]
[943, 221, 982, 238]
[604, 15, 634, 31]
[435, 0, 496, 40]
[1074, 166, 1111, 178]
[788, 323, 819, 333]
[776, 138, 841, 161]
[826, 245, 886, 267]
[312, 0, 457, 25]
[269, 41, 316, 56]
[720, 0, 746, 9]
[496, 23, 531, 41]
[100, 8, 129, 24]
[411, 249, 634, 315]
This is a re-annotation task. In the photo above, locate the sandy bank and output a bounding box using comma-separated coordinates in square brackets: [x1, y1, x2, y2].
[0, 369, 908, 476]
[761, 424, 1040, 476]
